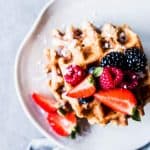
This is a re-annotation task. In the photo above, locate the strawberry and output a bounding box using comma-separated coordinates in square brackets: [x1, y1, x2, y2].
[67, 75, 96, 98]
[32, 93, 57, 113]
[94, 89, 141, 121]
[32, 93, 78, 137]
[47, 112, 77, 137]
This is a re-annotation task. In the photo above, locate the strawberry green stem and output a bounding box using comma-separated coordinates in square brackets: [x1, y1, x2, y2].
[131, 107, 141, 121]
[70, 125, 80, 139]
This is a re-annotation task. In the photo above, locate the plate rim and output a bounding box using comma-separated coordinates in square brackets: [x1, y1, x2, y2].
[14, 0, 69, 149]
[14, 0, 150, 149]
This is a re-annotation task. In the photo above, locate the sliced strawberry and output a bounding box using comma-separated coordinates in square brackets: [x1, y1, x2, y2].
[32, 93, 57, 113]
[67, 75, 96, 98]
[47, 112, 77, 137]
[94, 89, 140, 120]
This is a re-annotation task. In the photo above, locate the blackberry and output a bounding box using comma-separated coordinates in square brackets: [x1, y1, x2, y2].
[79, 96, 94, 104]
[124, 47, 147, 72]
[100, 52, 125, 68]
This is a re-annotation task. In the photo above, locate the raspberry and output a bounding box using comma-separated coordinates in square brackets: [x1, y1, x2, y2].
[99, 67, 123, 90]
[64, 65, 85, 86]
[120, 71, 139, 90]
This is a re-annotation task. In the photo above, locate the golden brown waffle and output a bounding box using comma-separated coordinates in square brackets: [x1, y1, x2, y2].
[45, 22, 149, 126]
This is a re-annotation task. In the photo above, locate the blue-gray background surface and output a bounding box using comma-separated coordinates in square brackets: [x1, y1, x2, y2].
[0, 0, 48, 150]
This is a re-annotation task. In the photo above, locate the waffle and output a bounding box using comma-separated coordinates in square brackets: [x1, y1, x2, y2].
[45, 22, 149, 126]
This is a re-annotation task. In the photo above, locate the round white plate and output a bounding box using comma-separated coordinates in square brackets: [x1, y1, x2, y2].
[15, 0, 150, 149]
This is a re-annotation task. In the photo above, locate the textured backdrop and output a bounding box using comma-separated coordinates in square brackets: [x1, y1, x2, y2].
[0, 0, 49, 150]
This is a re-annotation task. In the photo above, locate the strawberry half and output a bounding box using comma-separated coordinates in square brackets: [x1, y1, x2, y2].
[32, 93, 78, 137]
[32, 93, 57, 113]
[94, 89, 141, 121]
[67, 75, 96, 98]
[47, 112, 77, 137]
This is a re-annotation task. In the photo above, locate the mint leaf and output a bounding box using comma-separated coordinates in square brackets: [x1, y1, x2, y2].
[93, 67, 103, 77]
[131, 107, 141, 121]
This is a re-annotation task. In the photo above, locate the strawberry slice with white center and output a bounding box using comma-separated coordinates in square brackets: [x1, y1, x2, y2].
[94, 89, 141, 121]
[67, 75, 96, 98]
[47, 112, 77, 137]
[32, 93, 57, 113]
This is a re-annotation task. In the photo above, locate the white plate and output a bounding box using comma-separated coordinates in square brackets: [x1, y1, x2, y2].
[15, 0, 150, 149]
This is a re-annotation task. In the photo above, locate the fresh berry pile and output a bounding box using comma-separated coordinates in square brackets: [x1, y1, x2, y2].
[63, 47, 147, 122]
[32, 46, 147, 138]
